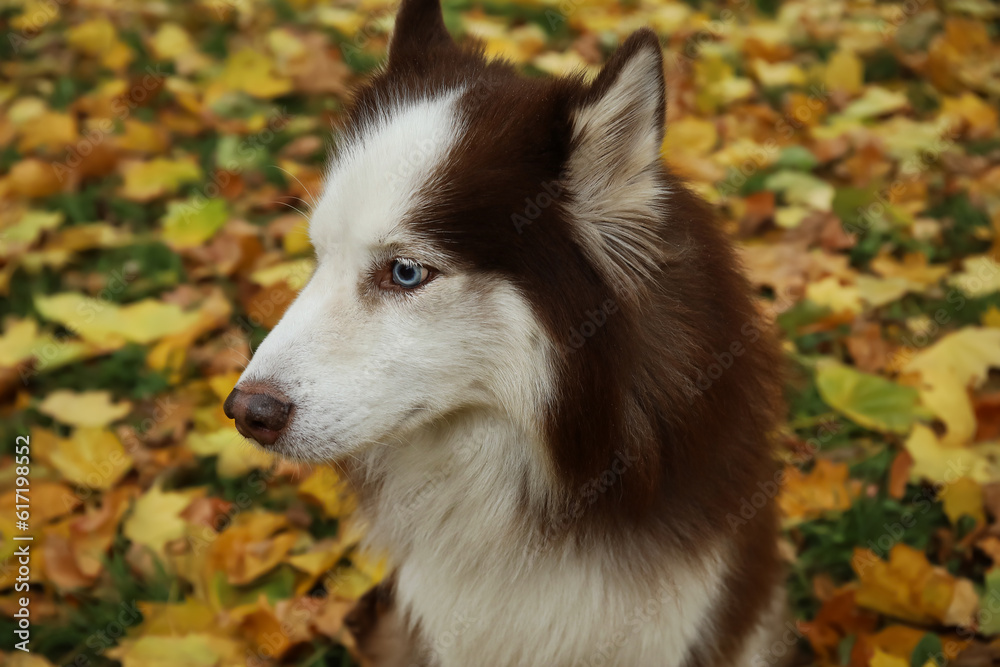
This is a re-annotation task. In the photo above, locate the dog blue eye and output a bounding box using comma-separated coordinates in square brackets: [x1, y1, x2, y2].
[391, 259, 428, 288]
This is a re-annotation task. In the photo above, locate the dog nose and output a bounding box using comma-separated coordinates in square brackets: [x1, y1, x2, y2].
[223, 387, 293, 446]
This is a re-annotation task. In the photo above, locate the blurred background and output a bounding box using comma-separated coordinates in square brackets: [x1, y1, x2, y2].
[1, 0, 1000, 665]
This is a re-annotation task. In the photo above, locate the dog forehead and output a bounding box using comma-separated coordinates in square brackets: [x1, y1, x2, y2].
[309, 90, 466, 251]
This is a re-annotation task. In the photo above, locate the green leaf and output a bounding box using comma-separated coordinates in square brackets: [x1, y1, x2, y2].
[774, 146, 819, 171]
[815, 361, 922, 434]
[161, 197, 230, 249]
[981, 570, 1000, 636]
[910, 633, 943, 667]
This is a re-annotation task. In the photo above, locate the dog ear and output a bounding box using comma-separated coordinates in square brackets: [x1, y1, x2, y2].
[564, 29, 667, 293]
[570, 28, 665, 190]
[388, 0, 454, 68]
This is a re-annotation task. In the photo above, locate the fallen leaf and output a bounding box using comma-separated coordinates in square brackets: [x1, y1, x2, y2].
[779, 459, 857, 524]
[905, 328, 1000, 446]
[38, 389, 131, 428]
[853, 543, 978, 626]
[32, 427, 133, 489]
[816, 361, 922, 434]
[118, 156, 202, 202]
[123, 484, 205, 557]
[940, 477, 985, 526]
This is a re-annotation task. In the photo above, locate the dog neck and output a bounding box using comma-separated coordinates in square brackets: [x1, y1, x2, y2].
[344, 408, 551, 562]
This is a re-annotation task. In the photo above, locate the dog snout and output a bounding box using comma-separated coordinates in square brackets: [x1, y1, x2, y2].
[223, 385, 293, 446]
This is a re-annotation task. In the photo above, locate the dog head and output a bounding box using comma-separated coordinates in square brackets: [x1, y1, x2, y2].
[225, 0, 670, 494]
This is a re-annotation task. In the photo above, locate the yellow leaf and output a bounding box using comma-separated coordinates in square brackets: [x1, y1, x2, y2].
[753, 59, 806, 87]
[948, 255, 1000, 298]
[806, 277, 862, 316]
[774, 206, 810, 229]
[66, 18, 134, 70]
[0, 481, 80, 526]
[115, 119, 169, 154]
[330, 552, 389, 600]
[824, 50, 864, 96]
[11, 1, 60, 32]
[208, 372, 242, 401]
[286, 539, 347, 580]
[662, 116, 717, 157]
[869, 626, 927, 661]
[871, 649, 910, 667]
[188, 428, 275, 477]
[138, 599, 217, 636]
[0, 318, 41, 367]
[779, 460, 855, 524]
[905, 424, 1000, 485]
[765, 171, 835, 211]
[942, 93, 999, 139]
[852, 543, 971, 625]
[38, 389, 131, 428]
[208, 510, 295, 585]
[267, 27, 307, 61]
[17, 111, 78, 153]
[940, 477, 985, 525]
[299, 466, 356, 518]
[856, 275, 923, 308]
[147, 288, 232, 376]
[982, 306, 1000, 328]
[150, 22, 196, 60]
[6, 158, 63, 198]
[35, 292, 204, 346]
[45, 222, 133, 255]
[871, 252, 949, 287]
[217, 49, 293, 100]
[282, 218, 312, 255]
[118, 156, 202, 202]
[33, 427, 132, 489]
[1, 210, 63, 258]
[67, 18, 117, 54]
[0, 317, 95, 371]
[123, 485, 205, 557]
[107, 635, 242, 667]
[840, 87, 909, 120]
[921, 371, 976, 447]
[6, 655, 57, 667]
[251, 259, 315, 290]
[316, 7, 367, 34]
[906, 328, 1000, 446]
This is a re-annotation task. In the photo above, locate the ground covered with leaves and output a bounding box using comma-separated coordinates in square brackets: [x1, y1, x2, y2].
[1, 0, 1000, 665]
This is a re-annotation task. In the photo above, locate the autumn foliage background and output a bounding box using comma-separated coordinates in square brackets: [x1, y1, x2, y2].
[1, 0, 1000, 665]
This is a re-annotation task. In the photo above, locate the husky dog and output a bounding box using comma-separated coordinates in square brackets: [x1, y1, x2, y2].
[224, 0, 787, 664]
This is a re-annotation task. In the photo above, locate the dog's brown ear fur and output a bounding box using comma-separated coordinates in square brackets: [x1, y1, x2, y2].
[388, 0, 454, 69]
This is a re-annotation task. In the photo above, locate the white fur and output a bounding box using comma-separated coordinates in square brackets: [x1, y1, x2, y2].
[364, 408, 731, 667]
[567, 43, 669, 296]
